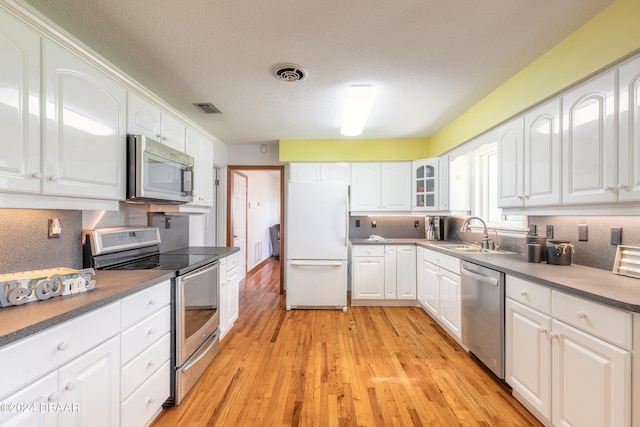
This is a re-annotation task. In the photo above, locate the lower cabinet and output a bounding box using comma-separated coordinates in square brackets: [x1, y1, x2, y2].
[505, 275, 632, 427]
[351, 244, 416, 303]
[220, 252, 240, 340]
[419, 248, 462, 340]
[0, 280, 172, 427]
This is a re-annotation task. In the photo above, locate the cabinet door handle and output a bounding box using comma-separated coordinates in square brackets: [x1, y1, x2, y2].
[617, 184, 626, 190]
[577, 311, 587, 319]
[550, 332, 559, 339]
[538, 328, 547, 334]
[147, 328, 156, 335]
[517, 195, 523, 200]
[65, 380, 76, 391]
[49, 175, 58, 182]
[32, 172, 42, 179]
[148, 359, 156, 368]
[47, 392, 59, 402]
[148, 298, 156, 306]
[520, 291, 528, 297]
[148, 397, 156, 405]
[604, 185, 612, 192]
[57, 341, 69, 351]
[523, 194, 530, 200]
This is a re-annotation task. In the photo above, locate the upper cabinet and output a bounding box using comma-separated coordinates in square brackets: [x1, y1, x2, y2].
[562, 70, 617, 205]
[127, 91, 186, 152]
[186, 127, 214, 207]
[498, 100, 561, 208]
[0, 8, 41, 194]
[289, 162, 350, 184]
[618, 55, 640, 202]
[350, 162, 411, 212]
[412, 156, 448, 211]
[43, 40, 126, 201]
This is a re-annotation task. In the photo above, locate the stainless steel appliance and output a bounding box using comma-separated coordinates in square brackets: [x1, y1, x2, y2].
[460, 260, 505, 380]
[126, 134, 194, 204]
[425, 216, 445, 240]
[84, 227, 221, 406]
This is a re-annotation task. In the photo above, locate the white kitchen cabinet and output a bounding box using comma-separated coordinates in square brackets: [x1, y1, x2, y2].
[289, 162, 350, 184]
[351, 245, 385, 300]
[186, 127, 214, 207]
[562, 70, 617, 205]
[505, 275, 632, 427]
[0, 372, 58, 426]
[419, 249, 461, 340]
[350, 162, 411, 212]
[127, 91, 186, 152]
[505, 298, 551, 421]
[412, 157, 449, 211]
[416, 246, 425, 306]
[618, 55, 640, 202]
[220, 252, 240, 340]
[383, 245, 416, 300]
[43, 40, 126, 201]
[58, 336, 120, 427]
[0, 8, 41, 195]
[498, 100, 561, 208]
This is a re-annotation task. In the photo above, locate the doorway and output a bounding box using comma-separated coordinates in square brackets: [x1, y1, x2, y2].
[227, 165, 284, 293]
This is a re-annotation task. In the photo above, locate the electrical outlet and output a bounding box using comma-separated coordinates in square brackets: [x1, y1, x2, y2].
[578, 224, 588, 241]
[371, 220, 376, 228]
[355, 219, 360, 227]
[529, 224, 537, 235]
[414, 220, 420, 228]
[611, 227, 622, 245]
[546, 225, 554, 239]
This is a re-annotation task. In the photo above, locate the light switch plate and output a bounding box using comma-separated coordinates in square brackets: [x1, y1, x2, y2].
[546, 225, 554, 239]
[578, 224, 588, 241]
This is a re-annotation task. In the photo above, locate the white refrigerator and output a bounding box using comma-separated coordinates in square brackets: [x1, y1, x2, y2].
[285, 181, 349, 311]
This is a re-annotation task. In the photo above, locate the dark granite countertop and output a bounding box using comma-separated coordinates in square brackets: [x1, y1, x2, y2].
[351, 239, 640, 313]
[0, 270, 175, 348]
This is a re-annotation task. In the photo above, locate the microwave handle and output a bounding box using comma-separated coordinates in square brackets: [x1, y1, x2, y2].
[182, 169, 193, 194]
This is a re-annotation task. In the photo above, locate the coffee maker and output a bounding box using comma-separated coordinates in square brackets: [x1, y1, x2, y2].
[425, 216, 445, 240]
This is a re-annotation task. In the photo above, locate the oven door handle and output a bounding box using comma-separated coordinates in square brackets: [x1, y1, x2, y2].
[182, 262, 219, 281]
[181, 329, 220, 373]
[461, 267, 498, 286]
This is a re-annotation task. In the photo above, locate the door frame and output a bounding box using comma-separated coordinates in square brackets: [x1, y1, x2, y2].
[227, 165, 285, 293]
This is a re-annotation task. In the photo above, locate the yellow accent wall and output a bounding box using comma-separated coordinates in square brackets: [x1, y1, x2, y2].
[430, 0, 640, 156]
[279, 138, 430, 161]
[280, 0, 640, 161]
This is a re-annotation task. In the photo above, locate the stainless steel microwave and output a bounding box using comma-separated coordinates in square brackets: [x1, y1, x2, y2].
[126, 134, 194, 204]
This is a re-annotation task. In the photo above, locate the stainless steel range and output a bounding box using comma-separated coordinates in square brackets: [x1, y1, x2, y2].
[84, 227, 222, 406]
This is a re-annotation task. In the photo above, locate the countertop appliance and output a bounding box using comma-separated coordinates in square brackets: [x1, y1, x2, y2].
[425, 216, 445, 240]
[460, 260, 505, 380]
[84, 227, 224, 406]
[126, 134, 194, 204]
[285, 181, 348, 311]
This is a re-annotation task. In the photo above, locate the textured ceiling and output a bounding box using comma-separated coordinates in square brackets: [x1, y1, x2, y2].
[22, 0, 614, 145]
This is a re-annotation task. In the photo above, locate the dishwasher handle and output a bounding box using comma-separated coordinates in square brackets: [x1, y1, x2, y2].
[461, 265, 499, 286]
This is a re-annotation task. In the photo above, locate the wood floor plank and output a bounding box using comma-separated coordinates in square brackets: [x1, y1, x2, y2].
[152, 258, 542, 427]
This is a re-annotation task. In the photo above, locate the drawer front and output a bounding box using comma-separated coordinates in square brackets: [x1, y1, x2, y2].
[121, 280, 171, 329]
[226, 252, 240, 271]
[121, 333, 170, 400]
[552, 290, 632, 350]
[352, 245, 385, 257]
[423, 249, 460, 274]
[506, 275, 551, 314]
[121, 360, 170, 427]
[0, 302, 120, 398]
[121, 305, 171, 365]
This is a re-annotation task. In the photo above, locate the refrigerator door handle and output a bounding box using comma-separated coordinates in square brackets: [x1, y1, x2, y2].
[290, 261, 344, 267]
[345, 198, 349, 247]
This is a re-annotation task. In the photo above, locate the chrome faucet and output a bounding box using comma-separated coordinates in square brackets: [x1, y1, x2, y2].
[459, 216, 494, 250]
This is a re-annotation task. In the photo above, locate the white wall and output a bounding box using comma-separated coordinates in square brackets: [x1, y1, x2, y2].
[228, 143, 282, 165]
[243, 170, 280, 271]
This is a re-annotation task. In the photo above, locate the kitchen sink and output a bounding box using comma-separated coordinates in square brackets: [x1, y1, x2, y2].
[429, 242, 514, 254]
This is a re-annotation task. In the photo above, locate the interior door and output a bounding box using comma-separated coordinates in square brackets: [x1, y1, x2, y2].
[231, 171, 247, 281]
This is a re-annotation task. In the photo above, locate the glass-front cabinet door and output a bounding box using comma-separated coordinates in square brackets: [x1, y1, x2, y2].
[412, 158, 439, 210]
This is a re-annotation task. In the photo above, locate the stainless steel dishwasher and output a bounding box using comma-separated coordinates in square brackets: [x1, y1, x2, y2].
[460, 260, 505, 380]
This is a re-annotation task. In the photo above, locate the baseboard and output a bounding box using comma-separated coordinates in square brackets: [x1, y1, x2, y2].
[247, 257, 276, 276]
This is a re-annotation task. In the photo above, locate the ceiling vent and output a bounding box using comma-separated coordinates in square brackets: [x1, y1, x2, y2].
[194, 102, 222, 114]
[272, 64, 307, 82]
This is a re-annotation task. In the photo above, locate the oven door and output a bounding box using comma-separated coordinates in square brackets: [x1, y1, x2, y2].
[176, 262, 220, 367]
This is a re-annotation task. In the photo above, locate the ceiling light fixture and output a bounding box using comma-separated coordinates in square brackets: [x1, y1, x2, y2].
[340, 85, 378, 136]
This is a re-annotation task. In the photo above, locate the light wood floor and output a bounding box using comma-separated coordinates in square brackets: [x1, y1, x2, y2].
[152, 258, 541, 427]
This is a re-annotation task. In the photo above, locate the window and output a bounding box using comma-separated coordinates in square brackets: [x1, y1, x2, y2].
[473, 142, 526, 231]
